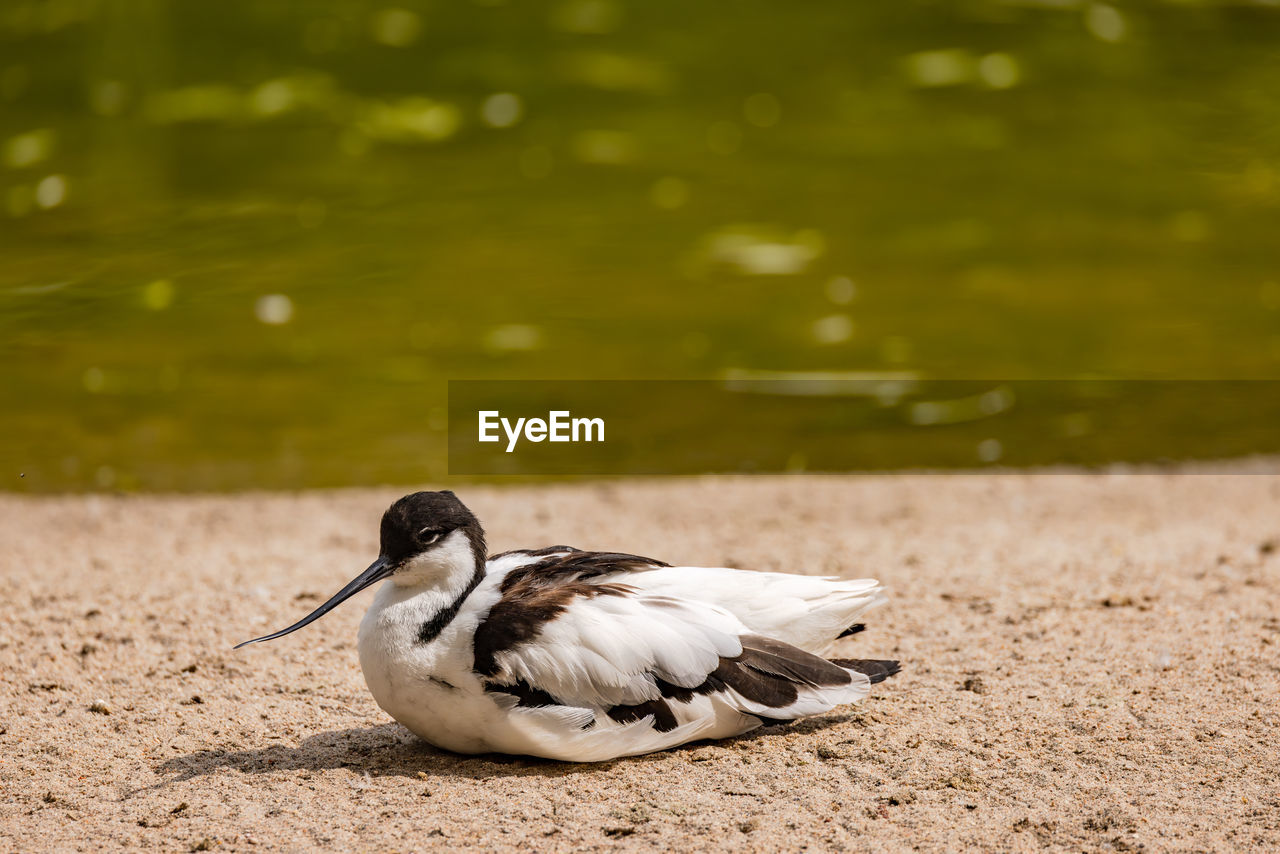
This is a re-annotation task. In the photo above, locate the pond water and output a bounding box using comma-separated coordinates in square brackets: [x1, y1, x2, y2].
[3, 1, 1279, 489]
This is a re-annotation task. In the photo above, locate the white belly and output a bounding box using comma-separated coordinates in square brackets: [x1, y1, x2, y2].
[357, 580, 509, 755]
[363, 671, 496, 755]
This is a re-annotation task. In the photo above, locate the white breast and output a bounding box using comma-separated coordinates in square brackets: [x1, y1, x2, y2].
[357, 577, 504, 754]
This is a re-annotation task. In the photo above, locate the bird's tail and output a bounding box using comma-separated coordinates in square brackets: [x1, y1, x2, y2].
[830, 658, 901, 684]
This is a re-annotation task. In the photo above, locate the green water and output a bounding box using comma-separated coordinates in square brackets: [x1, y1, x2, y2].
[3, 1, 1280, 490]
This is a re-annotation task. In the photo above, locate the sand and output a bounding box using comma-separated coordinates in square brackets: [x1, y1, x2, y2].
[2, 471, 1278, 852]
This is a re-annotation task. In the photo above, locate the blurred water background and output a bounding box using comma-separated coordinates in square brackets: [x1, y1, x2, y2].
[3, 0, 1280, 490]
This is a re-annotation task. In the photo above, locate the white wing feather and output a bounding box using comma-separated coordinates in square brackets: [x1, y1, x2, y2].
[626, 566, 884, 653]
[489, 591, 747, 707]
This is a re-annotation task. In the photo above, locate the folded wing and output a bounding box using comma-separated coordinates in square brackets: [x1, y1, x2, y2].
[471, 550, 892, 759]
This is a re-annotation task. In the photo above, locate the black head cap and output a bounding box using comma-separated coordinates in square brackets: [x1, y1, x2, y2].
[380, 490, 486, 569]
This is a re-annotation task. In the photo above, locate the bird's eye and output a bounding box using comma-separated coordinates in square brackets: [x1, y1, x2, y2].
[417, 528, 443, 546]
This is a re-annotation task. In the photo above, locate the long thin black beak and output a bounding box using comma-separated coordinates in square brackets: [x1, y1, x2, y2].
[234, 556, 395, 649]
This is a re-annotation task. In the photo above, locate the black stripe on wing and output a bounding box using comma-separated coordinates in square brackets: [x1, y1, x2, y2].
[671, 635, 856, 708]
[496, 550, 669, 592]
[488, 545, 582, 561]
[484, 679, 558, 708]
[606, 699, 679, 733]
[645, 638, 898, 729]
[472, 549, 668, 677]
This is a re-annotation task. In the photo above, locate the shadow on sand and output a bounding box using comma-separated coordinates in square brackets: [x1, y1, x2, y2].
[156, 713, 856, 782]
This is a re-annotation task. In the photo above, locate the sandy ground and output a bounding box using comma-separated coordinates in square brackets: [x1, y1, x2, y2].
[2, 471, 1278, 852]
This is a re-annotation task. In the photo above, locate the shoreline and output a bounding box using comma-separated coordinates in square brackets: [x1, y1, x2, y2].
[2, 471, 1277, 851]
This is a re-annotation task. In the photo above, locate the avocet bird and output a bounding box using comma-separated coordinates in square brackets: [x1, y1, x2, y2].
[237, 491, 898, 762]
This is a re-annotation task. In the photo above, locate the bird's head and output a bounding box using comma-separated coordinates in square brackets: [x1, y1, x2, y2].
[235, 490, 485, 648]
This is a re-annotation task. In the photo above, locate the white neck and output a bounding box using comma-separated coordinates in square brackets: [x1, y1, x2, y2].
[359, 528, 486, 662]
[391, 528, 480, 592]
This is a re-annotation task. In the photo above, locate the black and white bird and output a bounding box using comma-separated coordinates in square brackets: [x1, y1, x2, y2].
[237, 491, 899, 762]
